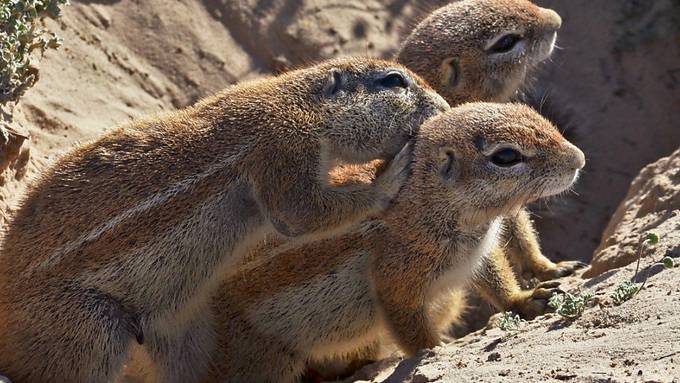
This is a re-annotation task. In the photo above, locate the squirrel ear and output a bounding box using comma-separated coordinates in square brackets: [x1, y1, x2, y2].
[441, 58, 460, 88]
[439, 147, 459, 181]
[322, 68, 343, 97]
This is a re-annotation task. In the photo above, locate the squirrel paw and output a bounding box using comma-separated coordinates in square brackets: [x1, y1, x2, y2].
[374, 141, 414, 207]
[534, 260, 588, 281]
[510, 281, 564, 319]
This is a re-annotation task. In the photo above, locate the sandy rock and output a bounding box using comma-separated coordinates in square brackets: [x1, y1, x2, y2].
[586, 148, 680, 277]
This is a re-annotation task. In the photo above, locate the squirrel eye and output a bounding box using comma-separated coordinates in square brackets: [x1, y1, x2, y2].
[376, 72, 408, 89]
[489, 34, 522, 53]
[490, 148, 524, 167]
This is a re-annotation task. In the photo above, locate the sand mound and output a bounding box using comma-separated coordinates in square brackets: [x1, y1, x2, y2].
[345, 260, 680, 382]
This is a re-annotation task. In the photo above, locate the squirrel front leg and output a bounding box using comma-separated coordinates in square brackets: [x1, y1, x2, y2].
[253, 143, 411, 238]
[372, 249, 440, 357]
[505, 209, 586, 280]
[378, 302, 440, 357]
[327, 159, 385, 187]
[473, 246, 562, 319]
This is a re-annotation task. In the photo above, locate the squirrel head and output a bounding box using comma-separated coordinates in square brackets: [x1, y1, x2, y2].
[306, 58, 450, 163]
[397, 102, 584, 228]
[397, 0, 562, 105]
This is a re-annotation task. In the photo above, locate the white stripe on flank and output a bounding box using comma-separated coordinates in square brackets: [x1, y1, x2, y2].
[31, 150, 246, 274]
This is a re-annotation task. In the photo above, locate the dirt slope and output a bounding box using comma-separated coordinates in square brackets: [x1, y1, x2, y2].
[589, 148, 680, 278]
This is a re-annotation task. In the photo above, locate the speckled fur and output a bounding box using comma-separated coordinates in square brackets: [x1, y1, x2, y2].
[204, 103, 585, 383]
[0, 57, 448, 383]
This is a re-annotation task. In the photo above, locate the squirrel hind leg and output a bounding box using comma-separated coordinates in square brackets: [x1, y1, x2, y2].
[0, 284, 136, 383]
[206, 311, 306, 383]
[142, 312, 218, 383]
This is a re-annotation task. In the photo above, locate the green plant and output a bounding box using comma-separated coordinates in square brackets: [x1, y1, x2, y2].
[1, 0, 69, 104]
[611, 280, 640, 306]
[662, 256, 674, 269]
[499, 311, 526, 331]
[630, 231, 662, 295]
[548, 291, 593, 319]
[644, 232, 659, 245]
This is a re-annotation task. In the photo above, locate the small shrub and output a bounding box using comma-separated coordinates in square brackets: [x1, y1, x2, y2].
[499, 311, 526, 331]
[611, 281, 640, 306]
[1, 0, 69, 104]
[548, 291, 593, 319]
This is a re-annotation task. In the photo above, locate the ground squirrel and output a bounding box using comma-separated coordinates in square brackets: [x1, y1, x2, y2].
[0, 57, 448, 383]
[204, 102, 585, 383]
[124, 2, 581, 380]
[329, 0, 582, 322]
[397, 0, 562, 104]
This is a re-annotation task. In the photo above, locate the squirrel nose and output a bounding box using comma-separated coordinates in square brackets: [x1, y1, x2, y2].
[569, 146, 586, 170]
[541, 8, 562, 31]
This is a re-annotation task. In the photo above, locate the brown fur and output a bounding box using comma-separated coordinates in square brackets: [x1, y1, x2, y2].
[203, 103, 585, 382]
[0, 57, 448, 383]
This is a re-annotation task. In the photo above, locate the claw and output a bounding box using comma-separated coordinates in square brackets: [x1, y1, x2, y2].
[556, 260, 589, 273]
[510, 282, 565, 319]
[555, 268, 575, 278]
[536, 281, 561, 289]
[573, 261, 589, 269]
[537, 260, 589, 281]
[532, 286, 563, 299]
